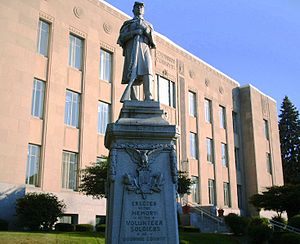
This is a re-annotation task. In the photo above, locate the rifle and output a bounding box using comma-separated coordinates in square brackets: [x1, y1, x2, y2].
[120, 34, 140, 102]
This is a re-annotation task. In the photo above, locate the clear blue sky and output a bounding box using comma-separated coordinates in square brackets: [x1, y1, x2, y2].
[105, 0, 300, 113]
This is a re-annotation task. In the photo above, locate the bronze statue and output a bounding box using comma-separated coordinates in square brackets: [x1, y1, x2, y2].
[117, 2, 156, 102]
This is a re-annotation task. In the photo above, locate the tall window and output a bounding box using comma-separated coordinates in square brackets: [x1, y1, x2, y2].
[188, 91, 196, 116]
[191, 176, 199, 203]
[204, 99, 212, 123]
[223, 182, 231, 207]
[99, 49, 112, 82]
[62, 151, 78, 190]
[264, 119, 269, 140]
[237, 184, 243, 209]
[98, 101, 110, 135]
[157, 75, 175, 108]
[221, 143, 228, 167]
[208, 179, 216, 205]
[206, 138, 214, 163]
[64, 90, 80, 128]
[69, 34, 83, 70]
[219, 106, 226, 129]
[266, 153, 272, 174]
[234, 147, 241, 171]
[25, 144, 41, 186]
[31, 78, 45, 118]
[37, 20, 50, 56]
[190, 132, 197, 159]
[232, 112, 239, 134]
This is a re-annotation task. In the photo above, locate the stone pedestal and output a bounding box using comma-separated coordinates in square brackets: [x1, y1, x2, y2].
[105, 101, 179, 244]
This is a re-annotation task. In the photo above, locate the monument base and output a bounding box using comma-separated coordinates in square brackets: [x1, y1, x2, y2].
[105, 101, 179, 244]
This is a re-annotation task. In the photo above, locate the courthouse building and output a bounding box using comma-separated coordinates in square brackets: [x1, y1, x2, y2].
[0, 0, 283, 227]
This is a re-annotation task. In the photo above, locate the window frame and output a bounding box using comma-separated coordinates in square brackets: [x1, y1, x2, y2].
[157, 75, 175, 108]
[61, 151, 78, 190]
[189, 132, 198, 159]
[206, 138, 214, 163]
[31, 78, 45, 119]
[97, 101, 110, 135]
[25, 144, 41, 186]
[219, 105, 226, 129]
[99, 48, 113, 83]
[221, 143, 228, 167]
[64, 90, 80, 128]
[69, 34, 83, 70]
[223, 182, 231, 207]
[208, 179, 216, 205]
[204, 98, 212, 123]
[188, 91, 196, 117]
[37, 19, 50, 57]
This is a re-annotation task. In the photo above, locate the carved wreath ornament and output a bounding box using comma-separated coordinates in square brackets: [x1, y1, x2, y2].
[123, 147, 165, 199]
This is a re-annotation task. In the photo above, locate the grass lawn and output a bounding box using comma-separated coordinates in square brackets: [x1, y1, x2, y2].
[0, 231, 242, 244]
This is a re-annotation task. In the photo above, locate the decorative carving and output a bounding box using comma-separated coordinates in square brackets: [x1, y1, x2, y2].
[69, 26, 86, 38]
[219, 86, 224, 94]
[177, 60, 184, 75]
[112, 143, 172, 151]
[73, 6, 83, 18]
[100, 41, 115, 53]
[170, 146, 178, 184]
[103, 22, 112, 34]
[156, 50, 176, 70]
[123, 147, 166, 199]
[162, 69, 168, 76]
[205, 79, 210, 87]
[189, 70, 195, 79]
[109, 149, 117, 182]
[39, 11, 54, 22]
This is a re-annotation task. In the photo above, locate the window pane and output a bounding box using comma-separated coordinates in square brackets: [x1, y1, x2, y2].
[25, 144, 41, 186]
[189, 91, 196, 116]
[221, 143, 228, 167]
[208, 179, 215, 205]
[98, 101, 110, 134]
[31, 79, 45, 118]
[157, 76, 175, 108]
[206, 138, 214, 163]
[264, 119, 269, 140]
[267, 153, 272, 174]
[191, 176, 199, 203]
[233, 112, 239, 134]
[69, 34, 83, 70]
[64, 90, 80, 128]
[234, 147, 241, 171]
[205, 99, 211, 123]
[220, 106, 226, 129]
[100, 49, 112, 82]
[62, 151, 78, 190]
[237, 184, 243, 209]
[190, 132, 197, 159]
[223, 182, 231, 207]
[37, 20, 49, 56]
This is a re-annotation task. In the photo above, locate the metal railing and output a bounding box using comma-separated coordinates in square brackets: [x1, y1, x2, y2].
[269, 219, 300, 234]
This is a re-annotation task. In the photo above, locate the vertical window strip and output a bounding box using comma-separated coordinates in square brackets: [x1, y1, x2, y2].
[220, 106, 226, 129]
[223, 182, 231, 207]
[267, 153, 272, 174]
[31, 79, 45, 118]
[69, 34, 83, 70]
[206, 138, 214, 163]
[190, 132, 197, 159]
[98, 101, 110, 134]
[25, 144, 41, 186]
[62, 151, 78, 190]
[191, 176, 199, 203]
[100, 49, 112, 82]
[189, 91, 196, 116]
[208, 179, 215, 205]
[37, 20, 49, 56]
[221, 143, 228, 167]
[157, 76, 175, 108]
[205, 99, 211, 123]
[64, 90, 80, 128]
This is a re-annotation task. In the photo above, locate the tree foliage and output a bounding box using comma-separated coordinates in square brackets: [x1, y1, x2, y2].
[16, 193, 65, 230]
[279, 96, 300, 184]
[250, 184, 300, 219]
[177, 171, 193, 196]
[79, 157, 108, 199]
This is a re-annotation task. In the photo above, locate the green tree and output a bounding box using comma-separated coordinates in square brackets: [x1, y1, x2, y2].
[250, 184, 300, 219]
[177, 171, 193, 197]
[79, 157, 108, 199]
[279, 96, 300, 184]
[16, 193, 65, 230]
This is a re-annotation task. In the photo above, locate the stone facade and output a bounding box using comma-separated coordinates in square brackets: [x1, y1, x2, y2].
[0, 0, 283, 227]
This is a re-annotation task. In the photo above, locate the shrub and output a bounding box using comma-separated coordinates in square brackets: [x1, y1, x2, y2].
[15, 193, 65, 230]
[280, 233, 300, 244]
[181, 226, 199, 232]
[75, 224, 93, 232]
[0, 219, 9, 231]
[224, 213, 249, 235]
[271, 215, 286, 224]
[247, 217, 273, 243]
[96, 224, 106, 232]
[54, 223, 75, 232]
[288, 214, 300, 229]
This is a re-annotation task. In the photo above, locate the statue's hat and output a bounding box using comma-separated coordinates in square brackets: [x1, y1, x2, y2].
[134, 1, 144, 7]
